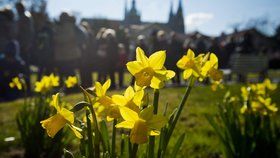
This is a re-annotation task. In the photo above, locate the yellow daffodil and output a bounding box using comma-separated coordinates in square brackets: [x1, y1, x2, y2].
[126, 47, 175, 89]
[258, 96, 278, 113]
[263, 78, 277, 91]
[9, 77, 23, 90]
[112, 86, 144, 113]
[35, 74, 59, 93]
[93, 79, 116, 121]
[65, 76, 78, 88]
[201, 53, 223, 82]
[240, 79, 278, 115]
[176, 49, 204, 80]
[116, 106, 167, 144]
[40, 93, 82, 138]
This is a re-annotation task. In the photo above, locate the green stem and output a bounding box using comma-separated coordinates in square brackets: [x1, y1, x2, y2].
[81, 87, 101, 158]
[88, 105, 100, 158]
[162, 77, 195, 157]
[120, 132, 125, 157]
[130, 144, 139, 158]
[148, 89, 160, 158]
[111, 119, 117, 158]
[86, 109, 94, 158]
[153, 89, 160, 114]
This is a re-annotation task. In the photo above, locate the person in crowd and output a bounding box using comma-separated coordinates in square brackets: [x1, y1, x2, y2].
[0, 7, 16, 57]
[33, 12, 54, 78]
[167, 32, 184, 85]
[103, 29, 118, 89]
[15, 2, 35, 92]
[153, 30, 169, 52]
[116, 27, 130, 57]
[116, 43, 128, 88]
[150, 29, 159, 54]
[0, 41, 26, 100]
[80, 21, 96, 88]
[53, 12, 85, 81]
[96, 28, 108, 83]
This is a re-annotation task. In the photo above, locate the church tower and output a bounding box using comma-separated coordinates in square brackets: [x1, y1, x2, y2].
[168, 0, 185, 33]
[124, 0, 141, 26]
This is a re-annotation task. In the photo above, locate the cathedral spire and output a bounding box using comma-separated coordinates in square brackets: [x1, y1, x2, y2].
[131, 0, 136, 10]
[171, 0, 185, 33]
[124, 0, 128, 17]
[168, 0, 174, 24]
[177, 0, 183, 16]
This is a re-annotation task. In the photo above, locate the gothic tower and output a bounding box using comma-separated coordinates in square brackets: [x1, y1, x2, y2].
[168, 0, 185, 33]
[124, 0, 141, 25]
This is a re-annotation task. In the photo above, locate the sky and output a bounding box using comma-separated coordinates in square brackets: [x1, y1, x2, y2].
[47, 0, 280, 36]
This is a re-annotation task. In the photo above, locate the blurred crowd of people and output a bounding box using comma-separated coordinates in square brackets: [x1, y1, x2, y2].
[1, 2, 280, 101]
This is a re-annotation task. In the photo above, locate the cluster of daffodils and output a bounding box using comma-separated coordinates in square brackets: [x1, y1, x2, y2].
[35, 74, 60, 93]
[240, 79, 278, 115]
[9, 74, 78, 93]
[39, 47, 223, 157]
[64, 76, 78, 88]
[177, 49, 223, 83]
[92, 79, 167, 144]
[9, 77, 24, 90]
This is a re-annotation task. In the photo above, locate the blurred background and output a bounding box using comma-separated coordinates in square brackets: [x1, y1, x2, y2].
[1, 0, 280, 100]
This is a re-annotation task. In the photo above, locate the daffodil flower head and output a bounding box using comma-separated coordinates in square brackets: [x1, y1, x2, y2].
[65, 76, 78, 88]
[127, 47, 175, 89]
[35, 74, 60, 93]
[9, 77, 23, 90]
[176, 49, 203, 80]
[201, 53, 223, 82]
[93, 79, 115, 120]
[240, 80, 278, 115]
[40, 93, 82, 139]
[112, 86, 144, 113]
[258, 96, 278, 114]
[263, 78, 277, 91]
[116, 106, 167, 144]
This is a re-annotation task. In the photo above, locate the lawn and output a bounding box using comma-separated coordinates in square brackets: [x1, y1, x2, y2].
[0, 83, 279, 158]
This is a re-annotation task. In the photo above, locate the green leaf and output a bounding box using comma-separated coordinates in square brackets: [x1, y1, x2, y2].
[71, 101, 90, 112]
[99, 120, 110, 153]
[171, 133, 186, 158]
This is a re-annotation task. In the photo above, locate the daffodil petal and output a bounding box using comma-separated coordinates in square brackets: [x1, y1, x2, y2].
[115, 121, 135, 129]
[150, 76, 164, 89]
[183, 69, 192, 79]
[127, 61, 143, 75]
[40, 114, 67, 138]
[95, 82, 103, 97]
[133, 89, 144, 106]
[119, 106, 139, 122]
[60, 108, 74, 124]
[148, 50, 166, 70]
[187, 49, 195, 59]
[102, 79, 111, 93]
[51, 93, 61, 111]
[210, 53, 218, 68]
[136, 47, 149, 66]
[112, 95, 127, 106]
[68, 125, 83, 139]
[124, 86, 135, 100]
[149, 130, 160, 136]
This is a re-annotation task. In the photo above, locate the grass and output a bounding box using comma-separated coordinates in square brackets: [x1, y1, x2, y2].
[0, 82, 279, 158]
